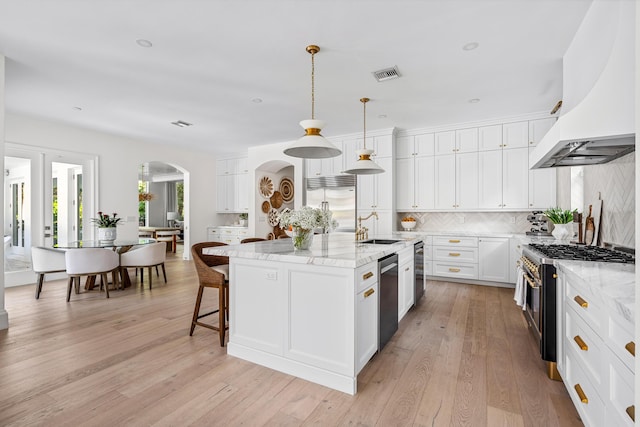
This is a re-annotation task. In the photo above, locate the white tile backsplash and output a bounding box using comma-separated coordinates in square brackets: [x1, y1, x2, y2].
[397, 212, 533, 234]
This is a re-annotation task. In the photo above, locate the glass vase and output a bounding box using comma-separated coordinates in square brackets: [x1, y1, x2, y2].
[292, 227, 313, 250]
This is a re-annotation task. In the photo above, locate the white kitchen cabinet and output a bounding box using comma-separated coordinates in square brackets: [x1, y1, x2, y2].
[207, 226, 249, 244]
[397, 246, 414, 322]
[235, 173, 249, 212]
[528, 117, 556, 147]
[509, 238, 523, 284]
[216, 174, 234, 212]
[396, 133, 435, 159]
[358, 209, 393, 236]
[307, 140, 344, 177]
[528, 119, 557, 209]
[216, 156, 249, 213]
[434, 131, 456, 155]
[434, 152, 478, 210]
[455, 128, 479, 153]
[371, 134, 394, 158]
[478, 124, 503, 151]
[356, 261, 378, 373]
[502, 121, 529, 149]
[432, 236, 478, 280]
[478, 237, 510, 282]
[358, 156, 393, 211]
[396, 155, 435, 211]
[478, 147, 528, 210]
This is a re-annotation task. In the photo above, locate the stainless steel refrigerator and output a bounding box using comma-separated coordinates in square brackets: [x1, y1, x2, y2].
[305, 175, 357, 232]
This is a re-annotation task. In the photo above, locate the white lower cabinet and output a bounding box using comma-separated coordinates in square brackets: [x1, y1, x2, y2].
[356, 281, 379, 373]
[557, 264, 635, 427]
[478, 237, 510, 282]
[432, 236, 478, 280]
[207, 226, 249, 244]
[397, 246, 414, 322]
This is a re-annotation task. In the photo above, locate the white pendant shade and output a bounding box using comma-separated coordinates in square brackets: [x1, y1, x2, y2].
[283, 119, 342, 159]
[343, 148, 385, 175]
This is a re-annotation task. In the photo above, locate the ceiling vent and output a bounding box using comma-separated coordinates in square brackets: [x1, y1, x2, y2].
[372, 66, 401, 82]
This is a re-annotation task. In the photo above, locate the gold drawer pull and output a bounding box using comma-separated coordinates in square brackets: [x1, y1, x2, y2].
[448, 239, 460, 243]
[364, 288, 375, 298]
[362, 272, 374, 280]
[625, 341, 635, 356]
[449, 268, 460, 272]
[626, 405, 635, 421]
[573, 335, 588, 351]
[574, 384, 588, 404]
[573, 295, 588, 308]
[448, 253, 460, 257]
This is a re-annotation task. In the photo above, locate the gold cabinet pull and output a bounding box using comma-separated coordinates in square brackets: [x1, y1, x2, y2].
[573, 335, 588, 351]
[448, 252, 460, 257]
[552, 273, 558, 279]
[449, 268, 460, 272]
[573, 295, 588, 308]
[362, 272, 374, 280]
[626, 405, 635, 421]
[574, 384, 588, 404]
[448, 239, 460, 243]
[364, 288, 375, 298]
[625, 341, 635, 356]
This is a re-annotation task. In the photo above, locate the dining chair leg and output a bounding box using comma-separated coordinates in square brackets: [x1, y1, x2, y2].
[155, 265, 159, 277]
[112, 270, 119, 291]
[102, 273, 110, 298]
[161, 263, 167, 283]
[35, 273, 45, 299]
[148, 266, 153, 289]
[140, 268, 144, 285]
[218, 286, 226, 346]
[67, 277, 74, 302]
[190, 285, 205, 336]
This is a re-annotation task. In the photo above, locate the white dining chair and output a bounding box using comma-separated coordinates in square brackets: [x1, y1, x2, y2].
[31, 246, 67, 299]
[119, 242, 167, 289]
[65, 248, 120, 302]
[156, 230, 180, 253]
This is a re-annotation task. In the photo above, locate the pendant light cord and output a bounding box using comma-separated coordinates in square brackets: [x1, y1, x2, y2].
[360, 97, 369, 149]
[311, 51, 315, 120]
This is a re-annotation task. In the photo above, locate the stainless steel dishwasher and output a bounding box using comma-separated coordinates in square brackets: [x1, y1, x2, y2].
[378, 253, 398, 351]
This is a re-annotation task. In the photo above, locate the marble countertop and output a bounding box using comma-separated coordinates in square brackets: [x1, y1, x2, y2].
[204, 232, 422, 268]
[555, 260, 636, 325]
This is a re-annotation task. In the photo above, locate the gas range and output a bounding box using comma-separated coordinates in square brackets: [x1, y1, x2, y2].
[525, 243, 635, 265]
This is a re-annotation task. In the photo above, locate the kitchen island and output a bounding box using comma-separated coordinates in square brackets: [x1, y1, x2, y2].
[205, 233, 422, 394]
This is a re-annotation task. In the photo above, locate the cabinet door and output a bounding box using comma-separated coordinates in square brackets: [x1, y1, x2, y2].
[502, 148, 529, 209]
[235, 173, 249, 212]
[216, 159, 232, 176]
[396, 158, 415, 210]
[528, 118, 556, 147]
[478, 150, 503, 209]
[455, 152, 478, 209]
[434, 131, 456, 155]
[235, 156, 249, 174]
[375, 157, 393, 210]
[478, 125, 503, 151]
[306, 159, 322, 178]
[528, 156, 557, 209]
[356, 282, 379, 373]
[415, 156, 435, 210]
[396, 136, 413, 159]
[414, 133, 435, 156]
[216, 174, 234, 212]
[357, 175, 376, 210]
[374, 135, 393, 158]
[398, 260, 415, 321]
[455, 128, 478, 153]
[502, 121, 529, 149]
[434, 154, 456, 209]
[478, 237, 510, 282]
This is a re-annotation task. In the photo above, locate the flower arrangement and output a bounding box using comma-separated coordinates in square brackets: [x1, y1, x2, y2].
[277, 206, 338, 232]
[543, 207, 577, 224]
[138, 192, 154, 202]
[91, 212, 122, 228]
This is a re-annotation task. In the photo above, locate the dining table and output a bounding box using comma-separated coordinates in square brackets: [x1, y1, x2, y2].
[54, 238, 156, 289]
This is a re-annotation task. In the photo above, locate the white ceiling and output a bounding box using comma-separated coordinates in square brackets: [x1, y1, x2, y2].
[0, 0, 591, 156]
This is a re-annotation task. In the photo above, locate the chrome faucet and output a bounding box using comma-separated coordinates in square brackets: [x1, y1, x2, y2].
[356, 211, 378, 241]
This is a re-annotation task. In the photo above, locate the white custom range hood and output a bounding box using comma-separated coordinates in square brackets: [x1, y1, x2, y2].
[530, 0, 635, 169]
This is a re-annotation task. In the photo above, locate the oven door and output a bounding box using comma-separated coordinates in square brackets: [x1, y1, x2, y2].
[522, 266, 542, 343]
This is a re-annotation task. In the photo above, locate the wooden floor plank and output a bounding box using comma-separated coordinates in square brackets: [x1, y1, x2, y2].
[0, 251, 582, 426]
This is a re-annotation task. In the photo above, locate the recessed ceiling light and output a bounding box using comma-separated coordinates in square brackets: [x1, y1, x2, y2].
[469, 98, 480, 104]
[252, 98, 263, 103]
[462, 42, 479, 51]
[171, 120, 192, 128]
[136, 39, 153, 48]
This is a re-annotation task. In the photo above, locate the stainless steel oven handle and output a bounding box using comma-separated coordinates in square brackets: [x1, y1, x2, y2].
[380, 263, 397, 275]
[524, 274, 539, 289]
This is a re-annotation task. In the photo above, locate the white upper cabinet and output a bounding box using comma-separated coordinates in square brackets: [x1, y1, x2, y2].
[528, 118, 556, 147]
[434, 131, 456, 155]
[502, 121, 529, 149]
[478, 124, 503, 151]
[502, 148, 529, 209]
[396, 133, 434, 158]
[396, 155, 435, 211]
[455, 152, 479, 209]
[372, 135, 394, 158]
[455, 128, 479, 153]
[216, 156, 249, 213]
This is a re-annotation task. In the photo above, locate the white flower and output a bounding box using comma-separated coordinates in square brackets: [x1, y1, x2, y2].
[277, 206, 338, 231]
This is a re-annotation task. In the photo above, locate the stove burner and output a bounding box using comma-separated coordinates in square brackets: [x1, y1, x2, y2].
[528, 244, 635, 264]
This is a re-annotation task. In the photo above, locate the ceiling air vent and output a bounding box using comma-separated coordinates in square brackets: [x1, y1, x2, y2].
[372, 66, 401, 82]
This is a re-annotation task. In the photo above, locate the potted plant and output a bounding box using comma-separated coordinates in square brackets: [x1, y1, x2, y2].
[238, 213, 248, 226]
[278, 206, 338, 250]
[543, 207, 576, 240]
[91, 211, 122, 241]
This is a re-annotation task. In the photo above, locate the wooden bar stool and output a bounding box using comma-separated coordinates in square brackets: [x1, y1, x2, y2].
[189, 242, 230, 346]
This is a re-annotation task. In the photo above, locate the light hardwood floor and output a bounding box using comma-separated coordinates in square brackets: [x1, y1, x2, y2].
[1, 247, 583, 426]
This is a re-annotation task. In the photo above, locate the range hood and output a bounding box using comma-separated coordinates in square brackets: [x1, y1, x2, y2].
[530, 0, 635, 169]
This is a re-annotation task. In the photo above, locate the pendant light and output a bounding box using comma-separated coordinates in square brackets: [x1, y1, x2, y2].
[283, 45, 342, 159]
[343, 98, 385, 175]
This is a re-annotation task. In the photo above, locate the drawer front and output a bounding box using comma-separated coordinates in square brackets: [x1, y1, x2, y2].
[432, 236, 478, 247]
[356, 262, 378, 294]
[433, 247, 478, 263]
[433, 262, 478, 280]
[607, 312, 635, 373]
[564, 353, 605, 427]
[607, 354, 635, 427]
[237, 229, 249, 237]
[565, 279, 605, 337]
[565, 307, 605, 389]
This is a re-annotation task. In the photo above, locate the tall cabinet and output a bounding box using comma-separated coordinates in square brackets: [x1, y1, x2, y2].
[396, 133, 435, 211]
[216, 156, 249, 213]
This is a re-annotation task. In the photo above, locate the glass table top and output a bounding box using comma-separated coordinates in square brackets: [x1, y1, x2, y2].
[54, 238, 156, 249]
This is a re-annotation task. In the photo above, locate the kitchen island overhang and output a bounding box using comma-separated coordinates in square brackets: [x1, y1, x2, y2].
[204, 233, 422, 394]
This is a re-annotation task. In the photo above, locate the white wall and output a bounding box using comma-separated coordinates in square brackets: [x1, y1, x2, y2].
[1, 54, 8, 330]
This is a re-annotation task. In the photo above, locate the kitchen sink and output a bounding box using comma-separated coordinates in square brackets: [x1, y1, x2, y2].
[360, 239, 401, 245]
